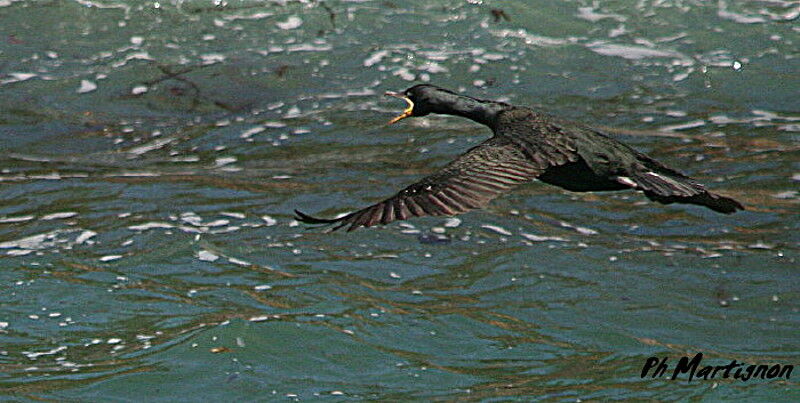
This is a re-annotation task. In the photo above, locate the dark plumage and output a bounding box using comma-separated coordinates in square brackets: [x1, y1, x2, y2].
[295, 84, 743, 231]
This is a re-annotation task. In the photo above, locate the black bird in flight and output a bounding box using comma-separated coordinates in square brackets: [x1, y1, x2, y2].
[295, 84, 743, 231]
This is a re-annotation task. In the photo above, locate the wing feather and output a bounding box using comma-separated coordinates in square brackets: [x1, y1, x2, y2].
[295, 136, 544, 231]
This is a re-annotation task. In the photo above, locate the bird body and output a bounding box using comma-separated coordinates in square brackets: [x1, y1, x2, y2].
[296, 85, 743, 231]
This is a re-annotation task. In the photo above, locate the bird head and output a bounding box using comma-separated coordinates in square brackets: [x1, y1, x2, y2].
[385, 84, 454, 124]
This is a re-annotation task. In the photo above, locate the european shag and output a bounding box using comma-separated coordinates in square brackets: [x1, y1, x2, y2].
[295, 84, 743, 231]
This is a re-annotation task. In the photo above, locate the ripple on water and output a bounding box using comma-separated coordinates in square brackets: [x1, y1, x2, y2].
[0, 0, 796, 400]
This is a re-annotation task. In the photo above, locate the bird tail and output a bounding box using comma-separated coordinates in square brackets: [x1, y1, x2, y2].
[630, 171, 744, 214]
[644, 190, 744, 214]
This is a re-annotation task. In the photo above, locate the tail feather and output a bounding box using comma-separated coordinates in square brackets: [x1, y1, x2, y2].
[629, 170, 744, 214]
[643, 190, 744, 214]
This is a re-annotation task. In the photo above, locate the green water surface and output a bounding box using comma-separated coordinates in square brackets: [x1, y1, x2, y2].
[0, 0, 798, 400]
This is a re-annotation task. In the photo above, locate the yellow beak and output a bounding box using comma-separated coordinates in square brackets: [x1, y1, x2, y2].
[385, 91, 414, 124]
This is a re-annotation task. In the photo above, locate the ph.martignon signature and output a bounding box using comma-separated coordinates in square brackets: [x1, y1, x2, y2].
[641, 353, 793, 382]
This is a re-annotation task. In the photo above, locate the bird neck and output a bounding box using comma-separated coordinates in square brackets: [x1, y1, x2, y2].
[430, 93, 507, 128]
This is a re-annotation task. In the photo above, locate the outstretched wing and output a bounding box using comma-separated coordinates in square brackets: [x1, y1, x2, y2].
[295, 136, 543, 231]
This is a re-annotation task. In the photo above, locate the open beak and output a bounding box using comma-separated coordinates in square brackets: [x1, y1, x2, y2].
[385, 91, 414, 124]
